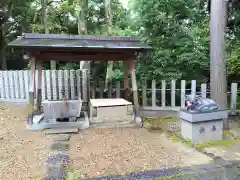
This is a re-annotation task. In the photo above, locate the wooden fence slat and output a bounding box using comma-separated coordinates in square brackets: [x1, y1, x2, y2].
[46, 70, 52, 100]
[64, 70, 69, 99]
[70, 70, 76, 100]
[152, 80, 156, 107]
[201, 83, 207, 98]
[51, 70, 57, 100]
[191, 80, 196, 96]
[142, 80, 147, 106]
[161, 80, 166, 107]
[76, 70, 81, 99]
[41, 70, 46, 100]
[4, 71, 10, 99]
[108, 82, 112, 98]
[13, 71, 20, 99]
[18, 71, 25, 99]
[181, 80, 186, 108]
[116, 81, 120, 98]
[171, 80, 176, 107]
[9, 71, 14, 99]
[35, 70, 38, 97]
[24, 70, 29, 99]
[0, 71, 4, 99]
[57, 70, 63, 100]
[230, 83, 238, 115]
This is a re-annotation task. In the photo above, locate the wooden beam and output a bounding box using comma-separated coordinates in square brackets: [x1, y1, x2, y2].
[29, 57, 36, 110]
[36, 60, 42, 112]
[34, 53, 135, 61]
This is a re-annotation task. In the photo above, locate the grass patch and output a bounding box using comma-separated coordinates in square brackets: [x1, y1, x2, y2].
[153, 172, 193, 180]
[194, 139, 240, 149]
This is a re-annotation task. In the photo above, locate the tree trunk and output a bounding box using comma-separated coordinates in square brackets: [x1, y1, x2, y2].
[104, 0, 113, 90]
[210, 0, 228, 129]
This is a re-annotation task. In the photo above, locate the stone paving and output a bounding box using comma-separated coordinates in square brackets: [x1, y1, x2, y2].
[44, 133, 71, 180]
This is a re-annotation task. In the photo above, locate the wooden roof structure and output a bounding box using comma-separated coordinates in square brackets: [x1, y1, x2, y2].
[8, 33, 152, 61]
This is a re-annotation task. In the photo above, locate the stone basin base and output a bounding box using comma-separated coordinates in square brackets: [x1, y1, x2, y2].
[179, 110, 228, 143]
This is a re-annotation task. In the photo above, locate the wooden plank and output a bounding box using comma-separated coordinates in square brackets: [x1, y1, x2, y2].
[76, 70, 81, 100]
[142, 80, 147, 106]
[230, 83, 238, 115]
[35, 70, 38, 97]
[70, 70, 76, 100]
[181, 80, 186, 108]
[18, 71, 25, 99]
[191, 80, 196, 96]
[36, 61, 42, 112]
[116, 81, 121, 98]
[51, 70, 57, 100]
[9, 71, 14, 99]
[41, 70, 46, 100]
[91, 83, 96, 98]
[44, 128, 79, 134]
[3, 71, 10, 99]
[46, 70, 52, 100]
[100, 83, 104, 98]
[64, 70, 69, 99]
[13, 71, 20, 99]
[57, 70, 63, 100]
[161, 80, 166, 107]
[201, 83, 207, 98]
[171, 80, 176, 107]
[24, 70, 29, 100]
[152, 79, 156, 107]
[0, 71, 5, 99]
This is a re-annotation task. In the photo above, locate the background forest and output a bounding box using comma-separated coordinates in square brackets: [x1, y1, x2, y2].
[1, 0, 240, 83]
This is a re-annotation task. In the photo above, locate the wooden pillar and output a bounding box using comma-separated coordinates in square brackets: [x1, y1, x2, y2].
[36, 60, 42, 112]
[28, 57, 36, 110]
[129, 59, 140, 119]
[123, 61, 129, 100]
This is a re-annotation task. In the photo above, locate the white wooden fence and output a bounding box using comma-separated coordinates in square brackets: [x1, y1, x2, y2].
[0, 70, 238, 113]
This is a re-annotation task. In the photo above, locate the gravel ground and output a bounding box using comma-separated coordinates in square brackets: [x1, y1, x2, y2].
[69, 128, 211, 178]
[0, 103, 52, 180]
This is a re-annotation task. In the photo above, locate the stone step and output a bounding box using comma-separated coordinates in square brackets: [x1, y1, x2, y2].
[52, 134, 70, 142]
[91, 121, 142, 128]
[51, 141, 69, 151]
[44, 127, 79, 134]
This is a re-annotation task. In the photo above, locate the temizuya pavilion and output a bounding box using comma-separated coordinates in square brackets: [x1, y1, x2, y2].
[8, 33, 151, 124]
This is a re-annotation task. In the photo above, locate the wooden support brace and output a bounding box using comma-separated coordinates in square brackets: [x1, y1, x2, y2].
[28, 57, 36, 111]
[36, 60, 43, 112]
[129, 59, 140, 119]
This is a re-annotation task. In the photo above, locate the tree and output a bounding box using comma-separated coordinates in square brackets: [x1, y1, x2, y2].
[210, 0, 228, 128]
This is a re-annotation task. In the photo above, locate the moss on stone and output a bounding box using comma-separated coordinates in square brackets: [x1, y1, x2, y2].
[194, 139, 240, 149]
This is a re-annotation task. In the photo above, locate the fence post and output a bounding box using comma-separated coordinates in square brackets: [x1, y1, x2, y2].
[116, 81, 121, 98]
[63, 70, 69, 100]
[181, 80, 186, 108]
[9, 71, 15, 99]
[142, 80, 147, 107]
[161, 80, 166, 107]
[152, 79, 156, 107]
[230, 83, 238, 115]
[57, 70, 63, 101]
[171, 80, 176, 107]
[46, 70, 52, 100]
[201, 83, 207, 98]
[51, 70, 57, 100]
[191, 80, 196, 96]
[91, 83, 96, 99]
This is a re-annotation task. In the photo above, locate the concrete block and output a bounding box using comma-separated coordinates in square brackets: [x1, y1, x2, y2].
[51, 142, 69, 151]
[52, 134, 70, 142]
[44, 128, 79, 134]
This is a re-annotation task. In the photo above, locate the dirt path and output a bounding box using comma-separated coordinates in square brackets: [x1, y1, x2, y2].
[69, 128, 211, 178]
[0, 103, 52, 180]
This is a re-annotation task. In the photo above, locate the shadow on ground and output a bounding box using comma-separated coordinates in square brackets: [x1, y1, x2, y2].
[81, 161, 240, 180]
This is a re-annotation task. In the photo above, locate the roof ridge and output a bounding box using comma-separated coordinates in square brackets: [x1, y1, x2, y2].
[22, 33, 139, 41]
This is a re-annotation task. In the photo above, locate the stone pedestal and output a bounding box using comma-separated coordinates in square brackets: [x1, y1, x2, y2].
[179, 109, 228, 143]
